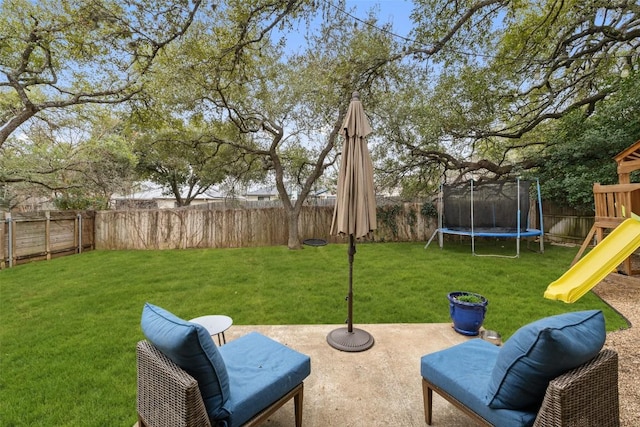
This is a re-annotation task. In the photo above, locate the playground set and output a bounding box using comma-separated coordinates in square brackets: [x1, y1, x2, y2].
[424, 140, 640, 303]
[545, 140, 640, 302]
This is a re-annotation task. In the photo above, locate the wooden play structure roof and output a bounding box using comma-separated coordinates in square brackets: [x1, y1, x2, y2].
[615, 139, 640, 184]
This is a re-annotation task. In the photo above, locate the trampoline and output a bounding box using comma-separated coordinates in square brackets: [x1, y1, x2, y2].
[425, 179, 544, 257]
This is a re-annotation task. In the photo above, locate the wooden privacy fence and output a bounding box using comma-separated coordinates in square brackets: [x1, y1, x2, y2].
[2, 201, 597, 267]
[1, 211, 95, 268]
[540, 201, 595, 244]
[95, 203, 435, 250]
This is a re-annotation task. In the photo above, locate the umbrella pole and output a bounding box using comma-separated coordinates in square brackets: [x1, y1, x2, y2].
[347, 234, 355, 333]
[326, 234, 374, 352]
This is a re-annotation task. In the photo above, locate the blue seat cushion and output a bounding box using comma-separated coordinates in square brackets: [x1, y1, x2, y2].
[140, 303, 231, 420]
[421, 339, 537, 427]
[486, 310, 605, 410]
[219, 332, 311, 427]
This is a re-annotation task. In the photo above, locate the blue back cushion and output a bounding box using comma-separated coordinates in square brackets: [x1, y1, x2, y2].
[140, 303, 231, 420]
[486, 310, 605, 410]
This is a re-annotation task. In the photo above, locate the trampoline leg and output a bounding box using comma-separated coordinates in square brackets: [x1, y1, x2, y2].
[471, 234, 475, 256]
[424, 229, 440, 249]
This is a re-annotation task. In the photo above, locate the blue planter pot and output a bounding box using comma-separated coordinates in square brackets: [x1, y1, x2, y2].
[447, 291, 488, 336]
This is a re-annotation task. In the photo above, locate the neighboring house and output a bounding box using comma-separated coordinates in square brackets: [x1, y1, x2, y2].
[312, 189, 335, 200]
[111, 183, 335, 209]
[244, 187, 336, 203]
[307, 189, 335, 206]
[244, 186, 279, 202]
[111, 184, 228, 209]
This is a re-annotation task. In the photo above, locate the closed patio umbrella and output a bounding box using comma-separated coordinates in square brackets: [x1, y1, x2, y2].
[327, 91, 377, 352]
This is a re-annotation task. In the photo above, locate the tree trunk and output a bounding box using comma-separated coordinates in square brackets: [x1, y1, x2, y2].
[287, 209, 302, 250]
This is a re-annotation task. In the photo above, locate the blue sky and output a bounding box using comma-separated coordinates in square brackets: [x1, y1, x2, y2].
[281, 0, 416, 53]
[344, 0, 415, 36]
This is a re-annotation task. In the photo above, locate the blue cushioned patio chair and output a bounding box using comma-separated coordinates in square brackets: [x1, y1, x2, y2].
[422, 347, 619, 426]
[420, 310, 619, 427]
[137, 303, 311, 427]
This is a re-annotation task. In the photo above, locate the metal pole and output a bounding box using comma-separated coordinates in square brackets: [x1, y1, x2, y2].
[425, 184, 445, 250]
[516, 178, 521, 257]
[7, 213, 12, 268]
[471, 180, 475, 255]
[347, 234, 355, 333]
[438, 184, 443, 249]
[536, 179, 545, 253]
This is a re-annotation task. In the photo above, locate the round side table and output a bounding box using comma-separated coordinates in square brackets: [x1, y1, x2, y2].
[189, 315, 233, 345]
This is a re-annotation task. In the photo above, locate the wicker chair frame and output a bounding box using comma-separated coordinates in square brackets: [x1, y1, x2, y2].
[136, 340, 304, 427]
[422, 349, 619, 427]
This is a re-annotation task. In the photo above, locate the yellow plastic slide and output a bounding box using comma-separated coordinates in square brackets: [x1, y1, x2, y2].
[544, 216, 640, 303]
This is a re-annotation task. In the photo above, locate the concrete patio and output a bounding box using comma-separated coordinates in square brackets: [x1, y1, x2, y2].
[222, 323, 476, 426]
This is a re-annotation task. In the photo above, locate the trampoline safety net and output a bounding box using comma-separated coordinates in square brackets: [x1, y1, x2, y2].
[443, 181, 531, 233]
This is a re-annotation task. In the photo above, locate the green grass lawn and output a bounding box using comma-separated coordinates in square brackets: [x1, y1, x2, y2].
[0, 241, 628, 426]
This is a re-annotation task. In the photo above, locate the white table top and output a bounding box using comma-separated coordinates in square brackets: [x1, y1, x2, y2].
[189, 315, 233, 335]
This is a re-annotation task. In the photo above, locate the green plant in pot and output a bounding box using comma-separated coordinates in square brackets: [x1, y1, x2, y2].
[447, 291, 488, 336]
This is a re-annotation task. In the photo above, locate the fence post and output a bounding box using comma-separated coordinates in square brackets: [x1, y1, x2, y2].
[45, 211, 51, 260]
[78, 213, 83, 254]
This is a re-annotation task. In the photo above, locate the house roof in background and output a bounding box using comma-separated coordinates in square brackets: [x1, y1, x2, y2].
[245, 186, 278, 197]
[112, 183, 226, 201]
[113, 183, 333, 201]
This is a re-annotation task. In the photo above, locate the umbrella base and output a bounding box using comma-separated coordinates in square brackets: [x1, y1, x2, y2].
[326, 327, 374, 352]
